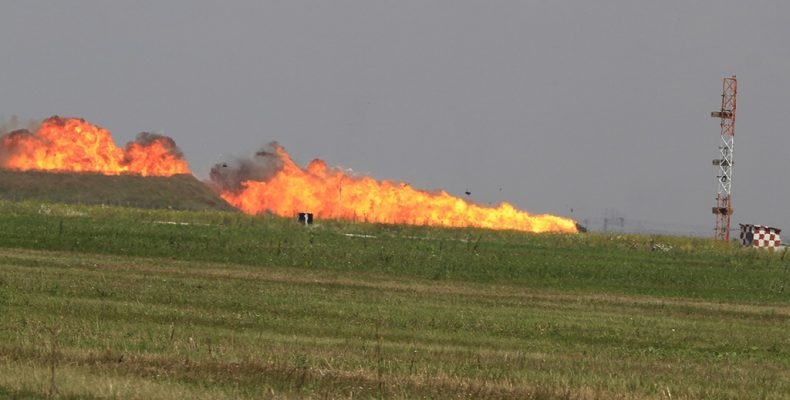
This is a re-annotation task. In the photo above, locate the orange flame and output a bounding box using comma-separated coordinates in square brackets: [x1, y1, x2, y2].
[0, 116, 189, 176]
[220, 144, 577, 233]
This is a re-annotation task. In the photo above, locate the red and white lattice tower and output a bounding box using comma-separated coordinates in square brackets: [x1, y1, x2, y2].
[711, 76, 737, 241]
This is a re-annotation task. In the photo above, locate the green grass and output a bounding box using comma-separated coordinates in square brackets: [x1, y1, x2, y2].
[0, 170, 235, 211]
[0, 200, 788, 399]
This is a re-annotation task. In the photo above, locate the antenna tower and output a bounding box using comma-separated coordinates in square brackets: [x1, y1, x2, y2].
[711, 76, 737, 241]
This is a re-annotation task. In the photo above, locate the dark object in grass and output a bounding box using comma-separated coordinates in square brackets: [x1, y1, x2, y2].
[298, 212, 313, 225]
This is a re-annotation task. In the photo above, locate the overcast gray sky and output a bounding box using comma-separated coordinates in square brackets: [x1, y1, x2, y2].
[1, 1, 788, 235]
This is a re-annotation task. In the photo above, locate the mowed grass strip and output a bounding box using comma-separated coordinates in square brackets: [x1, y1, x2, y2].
[0, 200, 789, 305]
[0, 248, 787, 399]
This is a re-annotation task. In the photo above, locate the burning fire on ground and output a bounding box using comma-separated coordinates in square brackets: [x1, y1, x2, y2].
[0, 116, 189, 176]
[212, 142, 577, 233]
[0, 116, 576, 233]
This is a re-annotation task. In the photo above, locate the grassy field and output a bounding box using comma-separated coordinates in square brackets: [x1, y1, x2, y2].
[0, 170, 234, 212]
[0, 200, 788, 399]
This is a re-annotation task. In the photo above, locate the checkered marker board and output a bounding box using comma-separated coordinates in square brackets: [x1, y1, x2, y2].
[739, 224, 782, 248]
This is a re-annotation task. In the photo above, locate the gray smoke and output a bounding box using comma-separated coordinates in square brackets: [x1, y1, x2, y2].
[0, 116, 39, 136]
[209, 141, 285, 193]
[126, 131, 184, 159]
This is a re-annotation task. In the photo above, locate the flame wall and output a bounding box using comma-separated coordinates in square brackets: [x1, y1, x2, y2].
[0, 116, 189, 176]
[0, 116, 577, 233]
[215, 143, 577, 233]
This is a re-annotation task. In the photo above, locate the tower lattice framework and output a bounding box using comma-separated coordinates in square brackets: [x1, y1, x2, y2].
[711, 76, 737, 241]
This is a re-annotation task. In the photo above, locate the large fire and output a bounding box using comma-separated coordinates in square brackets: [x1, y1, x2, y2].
[215, 143, 577, 233]
[0, 116, 189, 176]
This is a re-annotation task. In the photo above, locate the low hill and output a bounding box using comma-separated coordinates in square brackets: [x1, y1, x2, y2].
[0, 169, 235, 211]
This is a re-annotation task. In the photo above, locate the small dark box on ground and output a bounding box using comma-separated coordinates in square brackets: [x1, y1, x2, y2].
[297, 212, 313, 225]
